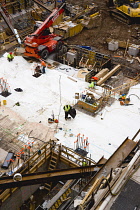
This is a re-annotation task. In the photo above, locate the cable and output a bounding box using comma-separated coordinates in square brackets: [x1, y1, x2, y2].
[90, 142, 112, 155]
[55, 75, 62, 132]
[127, 94, 140, 100]
[101, 160, 140, 197]
[28, 129, 46, 143]
[103, 177, 119, 196]
[105, 107, 140, 115]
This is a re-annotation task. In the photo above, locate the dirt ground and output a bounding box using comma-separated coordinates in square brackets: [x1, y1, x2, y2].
[66, 0, 140, 57]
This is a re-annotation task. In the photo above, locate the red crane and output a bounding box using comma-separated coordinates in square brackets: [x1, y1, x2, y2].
[24, 3, 66, 59]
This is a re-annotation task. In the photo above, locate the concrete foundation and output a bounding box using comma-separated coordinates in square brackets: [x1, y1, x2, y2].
[128, 44, 139, 57]
[67, 51, 77, 63]
[108, 41, 119, 51]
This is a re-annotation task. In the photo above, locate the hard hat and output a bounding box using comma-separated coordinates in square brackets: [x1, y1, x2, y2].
[10, 52, 13, 54]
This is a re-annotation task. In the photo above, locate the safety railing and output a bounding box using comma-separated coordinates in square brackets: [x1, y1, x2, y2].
[0, 141, 96, 204]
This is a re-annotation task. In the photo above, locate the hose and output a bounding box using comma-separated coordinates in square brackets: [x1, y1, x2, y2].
[127, 94, 140, 100]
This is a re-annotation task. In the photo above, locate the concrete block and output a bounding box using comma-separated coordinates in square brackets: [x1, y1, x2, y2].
[128, 44, 139, 56]
[108, 41, 119, 51]
[67, 51, 77, 63]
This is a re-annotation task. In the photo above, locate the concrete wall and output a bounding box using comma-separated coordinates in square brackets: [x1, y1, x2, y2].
[0, 163, 47, 210]
[0, 185, 40, 210]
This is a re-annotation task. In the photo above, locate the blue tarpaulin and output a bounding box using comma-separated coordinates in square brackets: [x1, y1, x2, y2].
[78, 45, 92, 51]
[1, 152, 14, 169]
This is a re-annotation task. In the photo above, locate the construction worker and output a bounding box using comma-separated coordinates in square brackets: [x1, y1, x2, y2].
[91, 76, 98, 85]
[119, 94, 126, 101]
[120, 97, 131, 106]
[120, 100, 125, 106]
[82, 161, 87, 166]
[40, 60, 46, 74]
[122, 94, 126, 100]
[7, 52, 14, 62]
[63, 105, 76, 120]
[35, 65, 42, 75]
[89, 81, 95, 89]
[37, 149, 41, 155]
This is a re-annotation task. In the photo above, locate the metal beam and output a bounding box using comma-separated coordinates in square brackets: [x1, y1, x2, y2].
[0, 164, 103, 190]
[0, 6, 21, 44]
[0, 6, 16, 36]
[32, 0, 52, 13]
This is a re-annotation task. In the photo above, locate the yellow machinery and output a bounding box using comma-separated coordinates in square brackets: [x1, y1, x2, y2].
[108, 0, 140, 24]
[53, 3, 101, 39]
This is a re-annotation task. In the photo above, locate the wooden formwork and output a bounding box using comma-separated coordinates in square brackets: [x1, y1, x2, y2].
[77, 49, 111, 67]
[85, 60, 111, 83]
[76, 100, 98, 113]
[66, 46, 111, 81]
[74, 98, 104, 117]
[85, 69, 96, 82]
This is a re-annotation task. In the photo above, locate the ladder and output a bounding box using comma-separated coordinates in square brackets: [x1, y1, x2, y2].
[44, 143, 59, 192]
[49, 187, 72, 210]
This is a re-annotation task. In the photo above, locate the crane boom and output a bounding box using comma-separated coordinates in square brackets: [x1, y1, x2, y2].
[32, 3, 65, 37]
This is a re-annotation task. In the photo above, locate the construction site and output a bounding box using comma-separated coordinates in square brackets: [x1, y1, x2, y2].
[0, 0, 140, 209]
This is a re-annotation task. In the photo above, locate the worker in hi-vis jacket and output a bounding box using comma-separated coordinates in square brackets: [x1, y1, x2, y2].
[7, 52, 14, 62]
[63, 105, 76, 120]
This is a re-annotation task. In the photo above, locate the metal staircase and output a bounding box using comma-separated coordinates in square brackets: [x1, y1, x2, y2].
[44, 144, 60, 192]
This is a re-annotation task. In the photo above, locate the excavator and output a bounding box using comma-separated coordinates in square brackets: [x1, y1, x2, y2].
[108, 0, 140, 24]
[24, 3, 66, 59]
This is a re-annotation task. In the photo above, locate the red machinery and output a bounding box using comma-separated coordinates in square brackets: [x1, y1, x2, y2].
[24, 3, 66, 59]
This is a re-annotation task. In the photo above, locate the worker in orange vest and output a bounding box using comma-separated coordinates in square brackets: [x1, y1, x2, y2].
[40, 60, 46, 74]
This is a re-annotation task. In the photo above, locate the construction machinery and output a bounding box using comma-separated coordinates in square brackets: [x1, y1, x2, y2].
[108, 0, 140, 24]
[24, 3, 66, 59]
[53, 3, 101, 40]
